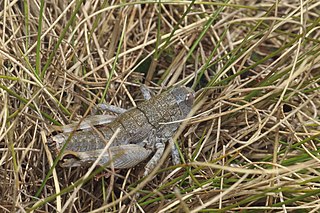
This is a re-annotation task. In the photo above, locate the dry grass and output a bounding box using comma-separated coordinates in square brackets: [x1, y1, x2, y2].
[1, 0, 320, 212]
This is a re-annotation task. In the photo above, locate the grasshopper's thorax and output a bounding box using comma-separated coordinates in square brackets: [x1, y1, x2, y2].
[135, 85, 194, 130]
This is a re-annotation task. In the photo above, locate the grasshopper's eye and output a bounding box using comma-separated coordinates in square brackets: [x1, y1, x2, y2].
[185, 91, 195, 107]
[184, 86, 195, 107]
[171, 86, 195, 106]
[171, 86, 195, 117]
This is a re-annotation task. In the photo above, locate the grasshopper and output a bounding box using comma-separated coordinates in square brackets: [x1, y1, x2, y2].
[48, 85, 194, 176]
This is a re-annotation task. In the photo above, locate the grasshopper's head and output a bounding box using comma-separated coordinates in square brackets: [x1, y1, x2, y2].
[170, 86, 195, 117]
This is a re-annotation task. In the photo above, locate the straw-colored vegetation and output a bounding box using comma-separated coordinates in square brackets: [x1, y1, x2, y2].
[1, 0, 320, 212]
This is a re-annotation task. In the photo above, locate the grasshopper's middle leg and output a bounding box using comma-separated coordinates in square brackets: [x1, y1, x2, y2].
[143, 142, 165, 176]
[143, 127, 180, 176]
[143, 138, 181, 176]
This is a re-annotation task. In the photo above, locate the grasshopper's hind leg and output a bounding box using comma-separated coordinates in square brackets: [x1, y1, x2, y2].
[92, 104, 127, 115]
[61, 144, 152, 169]
[93, 85, 153, 115]
[56, 114, 117, 133]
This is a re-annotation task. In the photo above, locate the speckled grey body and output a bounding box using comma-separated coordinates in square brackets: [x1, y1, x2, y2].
[48, 86, 194, 175]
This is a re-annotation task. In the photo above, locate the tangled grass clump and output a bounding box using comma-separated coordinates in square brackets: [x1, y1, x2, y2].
[0, 1, 320, 212]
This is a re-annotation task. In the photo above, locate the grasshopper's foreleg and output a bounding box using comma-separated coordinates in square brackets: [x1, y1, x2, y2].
[170, 139, 181, 165]
[140, 85, 154, 100]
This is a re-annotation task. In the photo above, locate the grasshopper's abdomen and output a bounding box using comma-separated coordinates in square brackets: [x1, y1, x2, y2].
[49, 108, 155, 155]
[49, 128, 113, 154]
